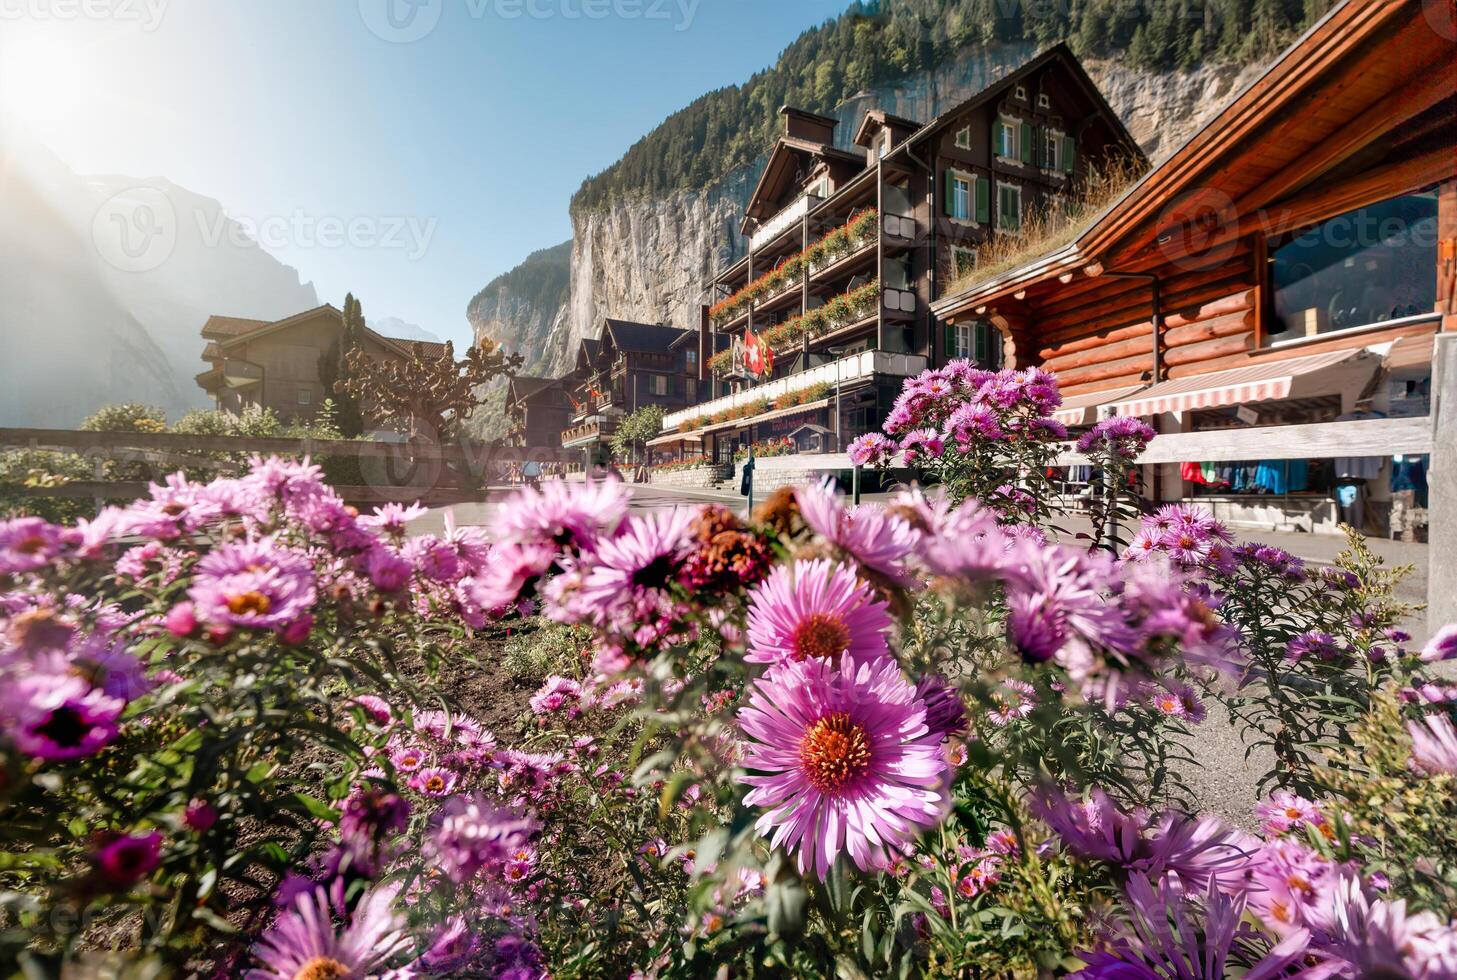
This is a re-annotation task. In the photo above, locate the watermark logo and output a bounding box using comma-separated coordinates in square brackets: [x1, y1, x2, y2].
[1155, 187, 1240, 272]
[196, 209, 438, 262]
[1422, 0, 1456, 41]
[91, 185, 178, 273]
[358, 0, 443, 43]
[0, 0, 168, 30]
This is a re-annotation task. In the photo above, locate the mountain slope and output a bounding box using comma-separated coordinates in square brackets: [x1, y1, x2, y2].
[0, 134, 321, 425]
[467, 240, 572, 377]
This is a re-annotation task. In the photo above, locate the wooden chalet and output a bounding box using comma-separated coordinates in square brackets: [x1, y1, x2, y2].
[559, 319, 702, 462]
[932, 0, 1454, 537]
[504, 375, 574, 449]
[671, 43, 1141, 462]
[196, 305, 447, 424]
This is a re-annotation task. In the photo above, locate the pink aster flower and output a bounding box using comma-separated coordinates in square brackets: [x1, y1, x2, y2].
[899, 427, 944, 464]
[986, 679, 1037, 726]
[1326, 874, 1457, 979]
[188, 538, 316, 633]
[848, 432, 894, 468]
[246, 881, 414, 980]
[409, 766, 458, 798]
[1256, 791, 1328, 838]
[493, 477, 629, 555]
[795, 479, 919, 586]
[1243, 838, 1344, 936]
[358, 502, 428, 537]
[1284, 631, 1342, 664]
[429, 794, 539, 883]
[558, 508, 695, 626]
[0, 517, 65, 574]
[745, 559, 893, 667]
[5, 672, 125, 760]
[91, 831, 164, 890]
[737, 655, 950, 880]
[1421, 623, 1457, 663]
[1408, 713, 1457, 776]
[943, 402, 1004, 446]
[530, 675, 585, 717]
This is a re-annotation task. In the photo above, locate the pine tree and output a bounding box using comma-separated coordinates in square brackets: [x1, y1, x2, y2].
[318, 293, 367, 437]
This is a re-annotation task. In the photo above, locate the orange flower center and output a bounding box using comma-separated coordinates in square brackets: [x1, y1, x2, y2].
[226, 591, 272, 616]
[425, 774, 446, 792]
[1285, 807, 1303, 819]
[799, 712, 872, 795]
[791, 613, 850, 662]
[293, 957, 351, 980]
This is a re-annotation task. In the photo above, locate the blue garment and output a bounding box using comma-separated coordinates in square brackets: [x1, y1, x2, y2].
[1336, 484, 1359, 508]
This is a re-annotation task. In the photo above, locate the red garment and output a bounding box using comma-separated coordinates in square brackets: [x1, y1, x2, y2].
[1181, 461, 1207, 485]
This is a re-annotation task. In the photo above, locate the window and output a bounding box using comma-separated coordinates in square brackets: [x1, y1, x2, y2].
[949, 172, 973, 222]
[1042, 129, 1062, 170]
[1037, 92, 1051, 109]
[996, 119, 1018, 159]
[649, 374, 668, 397]
[997, 183, 1022, 232]
[1014, 85, 1027, 101]
[297, 390, 313, 407]
[953, 322, 973, 359]
[685, 378, 697, 403]
[1266, 190, 1438, 344]
[685, 348, 698, 372]
[951, 246, 977, 278]
[947, 320, 1003, 368]
[953, 125, 972, 150]
[809, 175, 830, 198]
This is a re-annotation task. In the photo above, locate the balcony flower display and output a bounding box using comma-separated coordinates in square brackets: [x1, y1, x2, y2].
[711, 280, 880, 378]
[709, 209, 879, 326]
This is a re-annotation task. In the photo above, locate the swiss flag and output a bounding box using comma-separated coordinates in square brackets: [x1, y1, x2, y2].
[744, 328, 764, 376]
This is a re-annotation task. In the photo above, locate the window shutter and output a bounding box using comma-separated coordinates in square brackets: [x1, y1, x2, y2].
[1033, 126, 1044, 167]
[943, 322, 955, 359]
[1019, 122, 1033, 164]
[942, 168, 955, 216]
[975, 178, 990, 224]
[1063, 136, 1076, 173]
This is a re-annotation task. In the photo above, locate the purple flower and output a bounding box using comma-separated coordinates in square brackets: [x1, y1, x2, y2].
[462, 540, 556, 615]
[557, 508, 695, 626]
[1420, 623, 1457, 663]
[943, 402, 1004, 446]
[1242, 838, 1344, 936]
[737, 655, 950, 879]
[1285, 631, 1342, 664]
[409, 765, 458, 798]
[92, 831, 163, 890]
[1033, 787, 1254, 892]
[1071, 874, 1322, 979]
[429, 795, 538, 883]
[530, 675, 585, 717]
[795, 479, 919, 586]
[1408, 712, 1457, 776]
[5, 673, 125, 760]
[188, 538, 316, 633]
[358, 502, 428, 537]
[848, 432, 894, 468]
[745, 559, 893, 667]
[420, 915, 483, 973]
[914, 673, 968, 740]
[1256, 791, 1327, 838]
[339, 786, 410, 848]
[493, 477, 629, 556]
[1325, 874, 1457, 979]
[899, 427, 944, 463]
[359, 544, 412, 593]
[184, 799, 218, 832]
[246, 881, 413, 980]
[0, 517, 65, 574]
[1075, 416, 1155, 459]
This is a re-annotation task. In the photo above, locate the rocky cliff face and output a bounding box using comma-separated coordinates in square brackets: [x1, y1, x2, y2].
[477, 47, 1260, 379]
[467, 241, 572, 377]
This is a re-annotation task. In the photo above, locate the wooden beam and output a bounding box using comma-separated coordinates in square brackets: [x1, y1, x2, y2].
[1054, 415, 1433, 466]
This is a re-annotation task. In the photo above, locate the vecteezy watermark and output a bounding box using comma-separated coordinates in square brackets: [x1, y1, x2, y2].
[358, 0, 699, 42]
[195, 209, 439, 262]
[91, 185, 178, 273]
[0, 0, 168, 31]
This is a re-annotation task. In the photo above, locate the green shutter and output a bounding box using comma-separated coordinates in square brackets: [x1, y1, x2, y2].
[1019, 122, 1033, 164]
[975, 177, 990, 223]
[1033, 126, 1044, 167]
[943, 322, 955, 360]
[1063, 136, 1077, 173]
[942, 168, 955, 216]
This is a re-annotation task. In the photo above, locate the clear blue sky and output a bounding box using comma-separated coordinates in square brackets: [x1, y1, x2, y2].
[1, 0, 850, 346]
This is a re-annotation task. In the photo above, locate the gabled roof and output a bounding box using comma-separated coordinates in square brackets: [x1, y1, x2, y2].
[852, 108, 921, 148]
[201, 315, 270, 339]
[602, 319, 693, 354]
[931, 0, 1452, 320]
[507, 375, 560, 405]
[742, 137, 866, 228]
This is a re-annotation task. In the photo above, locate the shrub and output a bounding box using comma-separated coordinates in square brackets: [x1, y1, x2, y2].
[79, 403, 167, 434]
[502, 621, 593, 684]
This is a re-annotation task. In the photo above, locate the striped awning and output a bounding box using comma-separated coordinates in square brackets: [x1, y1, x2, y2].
[1052, 385, 1146, 427]
[645, 431, 703, 447]
[1105, 348, 1379, 418]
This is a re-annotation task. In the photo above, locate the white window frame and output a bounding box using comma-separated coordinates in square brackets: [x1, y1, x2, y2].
[1037, 92, 1051, 109]
[1014, 84, 1027, 101]
[948, 170, 974, 223]
[1043, 129, 1062, 171]
[649, 374, 668, 397]
[997, 181, 1023, 233]
[297, 389, 313, 407]
[951, 245, 978, 279]
[997, 118, 1019, 160]
[953, 125, 972, 150]
[953, 322, 974, 359]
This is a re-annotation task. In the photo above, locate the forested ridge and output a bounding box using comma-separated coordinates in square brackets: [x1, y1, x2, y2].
[466, 240, 571, 326]
[571, 0, 1333, 213]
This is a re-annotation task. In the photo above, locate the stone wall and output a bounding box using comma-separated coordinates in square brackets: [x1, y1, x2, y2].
[648, 465, 732, 490]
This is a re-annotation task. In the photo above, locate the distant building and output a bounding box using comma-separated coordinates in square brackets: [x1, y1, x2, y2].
[668, 42, 1141, 460]
[195, 304, 445, 423]
[559, 319, 703, 460]
[504, 375, 574, 449]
